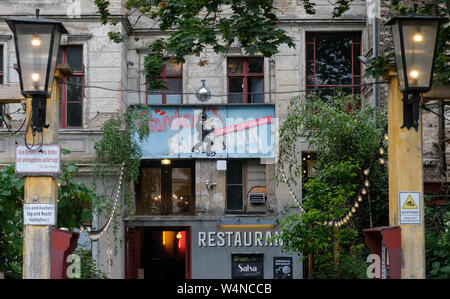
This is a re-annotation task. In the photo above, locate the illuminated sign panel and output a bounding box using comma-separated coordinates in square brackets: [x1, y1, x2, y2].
[137, 105, 276, 159]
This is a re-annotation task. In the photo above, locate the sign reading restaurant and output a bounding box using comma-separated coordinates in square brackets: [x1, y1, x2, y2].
[198, 231, 283, 247]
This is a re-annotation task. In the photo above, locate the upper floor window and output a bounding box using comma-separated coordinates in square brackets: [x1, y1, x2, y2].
[147, 59, 182, 104]
[306, 33, 362, 101]
[227, 57, 264, 103]
[58, 45, 84, 128]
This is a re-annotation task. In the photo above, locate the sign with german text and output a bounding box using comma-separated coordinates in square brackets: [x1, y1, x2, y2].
[273, 257, 293, 279]
[399, 191, 421, 224]
[15, 145, 61, 174]
[24, 204, 56, 226]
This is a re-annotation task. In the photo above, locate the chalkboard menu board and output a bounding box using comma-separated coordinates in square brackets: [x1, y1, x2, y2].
[273, 257, 293, 279]
[231, 254, 264, 279]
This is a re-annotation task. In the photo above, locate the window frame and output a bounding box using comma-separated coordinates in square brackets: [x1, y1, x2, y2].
[59, 45, 84, 129]
[227, 57, 264, 104]
[305, 32, 362, 99]
[146, 59, 183, 105]
[226, 159, 246, 213]
[137, 160, 195, 215]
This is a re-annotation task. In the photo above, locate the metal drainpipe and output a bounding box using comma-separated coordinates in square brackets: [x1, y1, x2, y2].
[268, 58, 274, 103]
[372, 0, 378, 107]
[137, 49, 142, 105]
[438, 101, 447, 177]
[92, 210, 99, 272]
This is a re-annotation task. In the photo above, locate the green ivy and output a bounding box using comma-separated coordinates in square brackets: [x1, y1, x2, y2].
[57, 159, 99, 230]
[0, 165, 24, 279]
[91, 105, 150, 251]
[425, 197, 450, 278]
[69, 249, 108, 279]
[277, 93, 388, 278]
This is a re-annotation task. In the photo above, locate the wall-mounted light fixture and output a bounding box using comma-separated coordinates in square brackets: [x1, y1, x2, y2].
[161, 159, 171, 165]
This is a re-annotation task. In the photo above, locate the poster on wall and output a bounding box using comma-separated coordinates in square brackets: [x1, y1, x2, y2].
[136, 105, 276, 159]
[273, 257, 293, 279]
[231, 254, 264, 279]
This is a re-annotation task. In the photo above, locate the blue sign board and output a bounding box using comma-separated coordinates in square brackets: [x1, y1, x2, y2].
[137, 105, 276, 159]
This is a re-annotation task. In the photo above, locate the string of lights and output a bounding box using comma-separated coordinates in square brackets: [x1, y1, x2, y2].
[80, 162, 124, 240]
[282, 133, 388, 228]
[0, 108, 28, 136]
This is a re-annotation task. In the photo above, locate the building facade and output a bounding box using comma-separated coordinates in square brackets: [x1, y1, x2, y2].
[2, 0, 445, 279]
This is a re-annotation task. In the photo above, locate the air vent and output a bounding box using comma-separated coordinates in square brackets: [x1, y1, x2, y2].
[248, 193, 266, 205]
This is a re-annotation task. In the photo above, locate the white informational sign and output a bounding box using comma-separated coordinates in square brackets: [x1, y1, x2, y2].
[15, 145, 61, 174]
[24, 204, 56, 226]
[399, 191, 421, 225]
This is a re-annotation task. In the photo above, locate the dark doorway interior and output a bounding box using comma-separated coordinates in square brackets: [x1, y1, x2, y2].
[125, 227, 189, 279]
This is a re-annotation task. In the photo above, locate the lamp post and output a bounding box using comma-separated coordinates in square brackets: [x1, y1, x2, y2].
[7, 11, 67, 279]
[385, 14, 444, 278]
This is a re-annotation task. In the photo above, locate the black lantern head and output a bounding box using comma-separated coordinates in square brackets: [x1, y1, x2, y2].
[387, 15, 444, 93]
[6, 17, 68, 98]
[387, 14, 445, 131]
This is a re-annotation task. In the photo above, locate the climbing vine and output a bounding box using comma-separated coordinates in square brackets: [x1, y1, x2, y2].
[277, 93, 388, 278]
[91, 105, 151, 241]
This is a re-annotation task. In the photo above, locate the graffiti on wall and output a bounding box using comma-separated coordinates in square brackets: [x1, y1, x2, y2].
[138, 105, 276, 159]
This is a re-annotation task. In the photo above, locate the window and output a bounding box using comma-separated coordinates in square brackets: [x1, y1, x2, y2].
[302, 152, 318, 185]
[147, 59, 182, 104]
[226, 160, 244, 212]
[58, 45, 84, 128]
[226, 159, 267, 213]
[227, 57, 264, 103]
[306, 33, 362, 101]
[137, 160, 194, 215]
[0, 45, 3, 84]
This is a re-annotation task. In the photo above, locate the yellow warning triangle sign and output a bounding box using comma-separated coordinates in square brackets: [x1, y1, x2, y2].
[402, 195, 418, 209]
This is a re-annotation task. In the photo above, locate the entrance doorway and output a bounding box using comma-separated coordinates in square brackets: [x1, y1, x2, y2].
[125, 227, 191, 279]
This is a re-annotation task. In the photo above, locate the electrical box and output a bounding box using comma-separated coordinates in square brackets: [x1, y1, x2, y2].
[363, 226, 402, 279]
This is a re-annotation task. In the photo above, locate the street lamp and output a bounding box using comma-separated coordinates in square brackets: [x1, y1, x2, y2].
[6, 10, 67, 135]
[386, 14, 444, 131]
